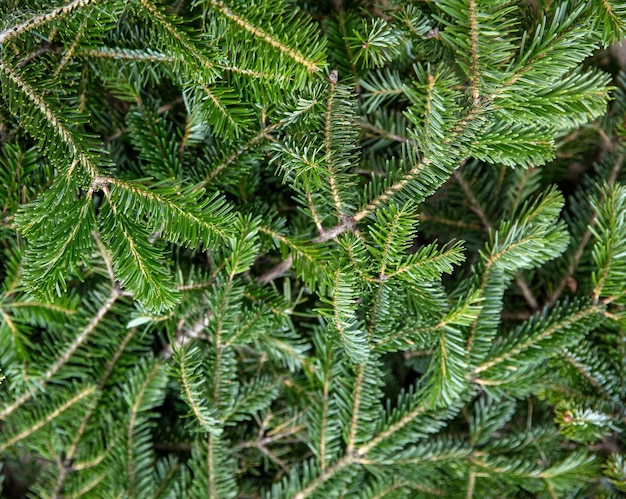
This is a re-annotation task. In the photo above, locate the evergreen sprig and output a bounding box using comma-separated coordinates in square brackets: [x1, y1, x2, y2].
[1, 0, 626, 497]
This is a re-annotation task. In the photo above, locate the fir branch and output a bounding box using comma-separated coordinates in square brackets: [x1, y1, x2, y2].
[208, 0, 323, 74]
[0, 386, 95, 452]
[324, 70, 344, 216]
[559, 348, 616, 403]
[103, 176, 234, 248]
[52, 325, 140, 496]
[201, 118, 289, 185]
[473, 301, 602, 376]
[135, 0, 219, 78]
[1, 1, 623, 495]
[0, 285, 120, 419]
[44, 285, 121, 379]
[0, 0, 96, 44]
[176, 346, 222, 435]
[99, 190, 180, 312]
[0, 60, 100, 180]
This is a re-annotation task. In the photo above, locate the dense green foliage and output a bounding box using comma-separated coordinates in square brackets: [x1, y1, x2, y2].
[2, 0, 626, 496]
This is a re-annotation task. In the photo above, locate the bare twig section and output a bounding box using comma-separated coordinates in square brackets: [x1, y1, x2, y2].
[161, 315, 209, 359]
[17, 42, 57, 69]
[224, 64, 292, 85]
[547, 153, 623, 306]
[313, 216, 357, 243]
[157, 96, 184, 114]
[257, 255, 293, 284]
[237, 413, 304, 474]
[467, 0, 481, 102]
[452, 169, 490, 232]
[515, 273, 538, 311]
[360, 120, 409, 144]
[92, 230, 116, 284]
[354, 168, 387, 178]
[501, 310, 532, 321]
[81, 47, 178, 63]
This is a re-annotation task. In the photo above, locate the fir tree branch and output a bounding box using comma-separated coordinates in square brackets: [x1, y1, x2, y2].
[126, 360, 165, 497]
[198, 81, 241, 132]
[0, 285, 121, 419]
[559, 348, 615, 402]
[355, 156, 425, 220]
[472, 303, 601, 375]
[72, 473, 106, 496]
[54, 18, 87, 77]
[0, 386, 95, 452]
[136, 0, 218, 77]
[44, 285, 121, 379]
[325, 70, 345, 216]
[293, 455, 352, 499]
[0, 0, 96, 44]
[203, 125, 277, 184]
[176, 345, 221, 434]
[353, 99, 485, 221]
[208, 0, 323, 74]
[0, 60, 100, 180]
[305, 185, 325, 235]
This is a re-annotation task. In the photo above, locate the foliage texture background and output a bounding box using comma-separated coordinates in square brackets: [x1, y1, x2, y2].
[2, 0, 626, 497]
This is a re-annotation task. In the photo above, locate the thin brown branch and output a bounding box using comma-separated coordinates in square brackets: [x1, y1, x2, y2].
[452, 169, 490, 233]
[257, 255, 293, 284]
[547, 153, 623, 306]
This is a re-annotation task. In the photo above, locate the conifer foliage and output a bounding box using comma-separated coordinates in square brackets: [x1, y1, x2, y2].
[1, 0, 626, 496]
